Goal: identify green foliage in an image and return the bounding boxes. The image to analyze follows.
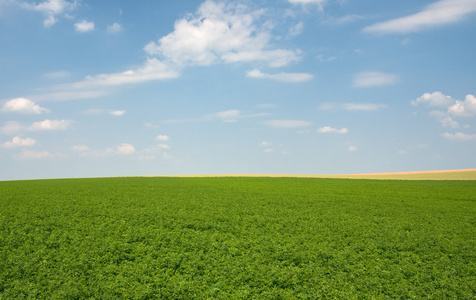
[1,177,475,298]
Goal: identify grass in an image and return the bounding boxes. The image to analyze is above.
[1,177,475,298]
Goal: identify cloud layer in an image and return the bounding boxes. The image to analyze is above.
[353,71,399,87]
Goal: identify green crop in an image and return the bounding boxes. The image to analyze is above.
[1,177,475,299]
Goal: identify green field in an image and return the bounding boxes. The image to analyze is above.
[1,177,475,298]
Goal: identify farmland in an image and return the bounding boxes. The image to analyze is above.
[1,177,475,298]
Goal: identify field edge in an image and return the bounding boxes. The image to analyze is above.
[159,168,476,181]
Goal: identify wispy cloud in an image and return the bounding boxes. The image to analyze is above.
[211,110,241,122]
[288,22,304,37]
[75,143,136,157]
[72,58,180,88]
[1,121,23,135]
[363,0,476,34]
[30,90,109,102]
[71,145,90,152]
[258,141,273,153]
[264,120,312,128]
[18,149,55,159]
[106,22,122,34]
[322,14,365,25]
[247,69,313,82]
[287,0,326,10]
[42,71,71,80]
[320,102,387,111]
[342,103,387,111]
[84,109,126,116]
[318,126,348,134]
[353,71,399,87]
[156,135,170,141]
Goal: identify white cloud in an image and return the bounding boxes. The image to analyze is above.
[18,149,54,159]
[2,98,49,114]
[247,69,313,82]
[318,126,348,133]
[22,0,78,27]
[442,132,476,141]
[342,103,387,111]
[448,94,476,117]
[144,0,301,68]
[156,135,170,141]
[110,110,126,116]
[348,145,358,151]
[75,20,95,33]
[117,143,136,155]
[262,148,274,153]
[353,71,399,87]
[106,22,122,34]
[430,111,460,128]
[323,14,365,25]
[2,136,36,148]
[1,121,23,135]
[412,91,455,107]
[413,92,476,129]
[265,120,312,128]
[364,0,476,34]
[71,145,89,152]
[28,119,71,131]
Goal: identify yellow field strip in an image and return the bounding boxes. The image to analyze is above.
[165,169,476,180]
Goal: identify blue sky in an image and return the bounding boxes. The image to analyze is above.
[1,0,476,180]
